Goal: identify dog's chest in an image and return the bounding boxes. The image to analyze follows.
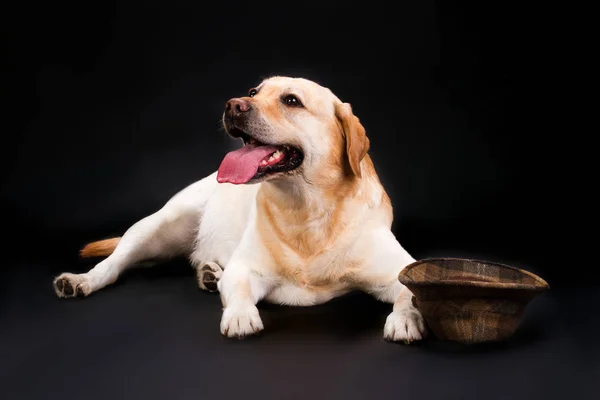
[270,243,359,289]
[264,251,358,305]
[257,211,363,290]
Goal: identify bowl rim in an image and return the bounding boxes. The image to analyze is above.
[398,257,550,291]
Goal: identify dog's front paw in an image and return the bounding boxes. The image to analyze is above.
[53,273,91,299]
[220,303,264,338]
[384,308,427,344]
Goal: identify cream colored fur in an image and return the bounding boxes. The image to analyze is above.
[53,76,427,343]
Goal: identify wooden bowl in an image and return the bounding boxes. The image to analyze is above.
[398,258,550,344]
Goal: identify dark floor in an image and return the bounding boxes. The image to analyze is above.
[1,256,597,400]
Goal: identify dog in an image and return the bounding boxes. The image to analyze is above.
[53,76,427,343]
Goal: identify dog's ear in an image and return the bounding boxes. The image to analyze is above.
[335,102,370,178]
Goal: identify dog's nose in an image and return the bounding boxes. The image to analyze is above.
[225,98,251,118]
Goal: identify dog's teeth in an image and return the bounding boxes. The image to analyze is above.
[264,151,283,165]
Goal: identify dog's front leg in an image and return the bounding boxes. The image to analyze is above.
[217,256,274,338]
[355,228,427,343]
[383,284,427,343]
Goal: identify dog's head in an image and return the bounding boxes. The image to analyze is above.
[217,76,370,185]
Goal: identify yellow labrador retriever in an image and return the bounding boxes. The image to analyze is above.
[53,76,427,343]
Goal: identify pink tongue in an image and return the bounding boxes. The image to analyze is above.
[217,144,279,184]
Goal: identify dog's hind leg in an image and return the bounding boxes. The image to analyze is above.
[53,175,219,298]
[53,207,199,298]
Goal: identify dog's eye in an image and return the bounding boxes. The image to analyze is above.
[282,94,303,107]
[248,89,257,98]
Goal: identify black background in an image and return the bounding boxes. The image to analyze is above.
[1,1,596,399]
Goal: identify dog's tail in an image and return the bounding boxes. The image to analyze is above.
[79,237,121,258]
